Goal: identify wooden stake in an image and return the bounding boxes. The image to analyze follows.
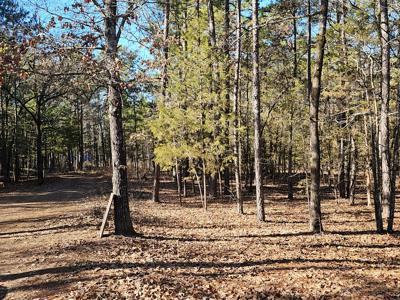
[99,193,114,238]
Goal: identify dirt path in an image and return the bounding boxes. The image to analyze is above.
[0,174,110,300]
[1,174,400,299]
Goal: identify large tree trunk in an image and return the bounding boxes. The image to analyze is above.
[379,0,391,231]
[308,0,328,233]
[233,0,243,214]
[105,0,134,236]
[371,122,384,232]
[252,0,265,222]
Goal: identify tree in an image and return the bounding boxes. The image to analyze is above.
[103,0,135,235]
[252,0,265,222]
[379,0,391,232]
[309,0,328,233]
[152,0,171,204]
[233,0,243,214]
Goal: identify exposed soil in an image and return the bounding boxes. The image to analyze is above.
[1,174,400,299]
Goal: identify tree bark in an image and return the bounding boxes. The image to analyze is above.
[308,0,328,233]
[288,4,297,201]
[379,0,391,231]
[176,161,182,206]
[36,98,44,185]
[152,0,170,204]
[371,121,384,232]
[388,79,400,232]
[252,0,265,222]
[105,0,134,236]
[78,100,84,170]
[223,0,230,195]
[233,0,243,214]
[349,135,357,205]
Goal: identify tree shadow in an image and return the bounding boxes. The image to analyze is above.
[326,230,383,236]
[138,234,228,243]
[235,231,314,238]
[3,257,399,282]
[0,215,72,226]
[0,224,92,238]
[0,286,7,300]
[307,242,400,249]
[0,175,109,204]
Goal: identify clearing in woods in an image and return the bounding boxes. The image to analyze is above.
[1,174,400,299]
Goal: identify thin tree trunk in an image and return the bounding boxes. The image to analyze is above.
[363,114,372,207]
[36,99,44,185]
[13,100,20,183]
[288,5,297,201]
[99,112,107,167]
[234,0,243,214]
[252,0,265,222]
[176,161,182,206]
[308,0,328,233]
[223,0,230,195]
[78,100,84,170]
[152,163,160,202]
[202,160,207,210]
[349,135,357,205]
[152,0,170,204]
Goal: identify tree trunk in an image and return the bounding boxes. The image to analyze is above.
[1,94,11,183]
[233,0,243,214]
[152,0,170,204]
[338,138,346,198]
[36,99,44,185]
[99,112,107,167]
[223,0,230,195]
[78,100,84,170]
[308,0,328,233]
[371,122,384,232]
[288,5,297,201]
[105,0,134,236]
[176,161,182,206]
[13,100,20,183]
[152,163,161,202]
[388,69,400,232]
[363,115,372,207]
[202,160,207,210]
[252,0,265,222]
[349,135,357,205]
[379,0,391,231]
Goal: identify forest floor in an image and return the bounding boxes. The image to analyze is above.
[1,173,400,299]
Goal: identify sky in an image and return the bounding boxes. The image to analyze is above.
[17,0,277,64]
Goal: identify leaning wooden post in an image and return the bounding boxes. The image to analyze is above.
[99,193,115,238]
